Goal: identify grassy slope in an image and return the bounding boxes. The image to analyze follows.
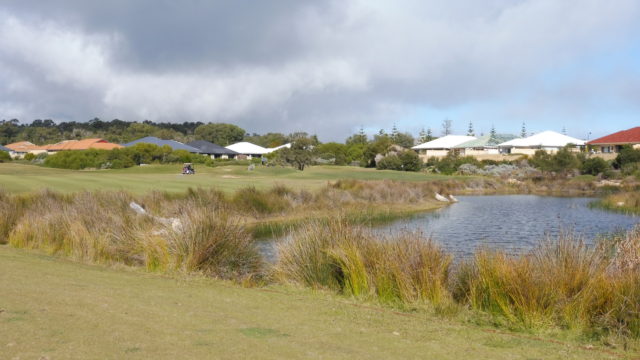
[0,163,461,194]
[0,246,619,360]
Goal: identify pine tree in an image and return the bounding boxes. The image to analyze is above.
[418,128,427,143]
[562,126,567,135]
[467,121,475,136]
[442,119,452,136]
[391,123,399,142]
[426,128,433,141]
[521,122,527,138]
[489,125,497,143]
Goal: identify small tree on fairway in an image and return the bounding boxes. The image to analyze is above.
[278,137,315,171]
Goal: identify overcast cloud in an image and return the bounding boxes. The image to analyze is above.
[0,0,638,140]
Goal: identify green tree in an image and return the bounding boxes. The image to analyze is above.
[278,136,315,171]
[194,123,245,146]
[467,121,475,136]
[392,132,415,148]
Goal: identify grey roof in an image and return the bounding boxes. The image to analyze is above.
[123,136,202,153]
[187,140,239,155]
[0,145,11,152]
[453,134,518,149]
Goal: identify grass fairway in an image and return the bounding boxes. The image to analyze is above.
[0,246,624,360]
[0,162,460,194]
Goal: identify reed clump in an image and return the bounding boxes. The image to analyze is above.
[274,218,452,306]
[3,190,264,280]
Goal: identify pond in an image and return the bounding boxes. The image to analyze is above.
[259,195,639,261]
[380,195,639,257]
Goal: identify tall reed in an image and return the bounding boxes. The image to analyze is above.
[274,218,452,305]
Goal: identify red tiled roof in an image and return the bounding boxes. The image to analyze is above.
[4,141,37,152]
[588,127,640,145]
[43,139,123,151]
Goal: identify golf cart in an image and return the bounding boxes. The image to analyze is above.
[182,163,195,175]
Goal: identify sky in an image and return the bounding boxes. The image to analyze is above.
[0,0,638,141]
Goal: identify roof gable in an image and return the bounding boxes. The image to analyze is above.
[124,137,201,153]
[412,135,477,150]
[187,140,238,155]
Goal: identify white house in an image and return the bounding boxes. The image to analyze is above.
[498,131,585,155]
[225,142,292,159]
[412,135,477,161]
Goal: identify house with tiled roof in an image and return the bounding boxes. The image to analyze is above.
[3,141,43,158]
[43,139,123,152]
[587,127,640,154]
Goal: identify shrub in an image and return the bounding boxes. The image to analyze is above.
[0,150,12,162]
[23,152,36,161]
[613,145,640,169]
[581,157,609,176]
[376,154,402,170]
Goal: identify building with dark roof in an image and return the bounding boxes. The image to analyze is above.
[123,137,202,153]
[187,140,239,159]
[587,127,640,153]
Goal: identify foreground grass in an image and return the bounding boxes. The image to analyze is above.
[0,163,461,194]
[0,246,624,360]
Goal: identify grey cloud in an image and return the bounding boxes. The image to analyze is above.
[0,0,638,140]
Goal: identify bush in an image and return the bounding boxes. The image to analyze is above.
[23,152,36,161]
[43,144,208,170]
[581,157,609,176]
[0,151,12,162]
[376,154,402,170]
[427,155,481,175]
[614,145,640,169]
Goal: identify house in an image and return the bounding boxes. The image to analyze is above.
[123,137,202,153]
[0,145,12,154]
[40,138,123,154]
[411,135,477,161]
[225,142,270,160]
[4,141,41,158]
[499,131,585,155]
[452,134,518,156]
[225,142,292,160]
[187,140,239,159]
[587,127,640,153]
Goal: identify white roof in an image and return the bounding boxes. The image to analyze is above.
[268,143,291,151]
[412,135,477,150]
[499,131,585,147]
[225,142,270,155]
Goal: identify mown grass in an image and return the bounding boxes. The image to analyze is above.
[0,162,461,194]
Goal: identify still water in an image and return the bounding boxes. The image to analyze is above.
[260,195,639,261]
[381,195,639,257]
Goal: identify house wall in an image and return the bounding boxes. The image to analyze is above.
[594,143,640,153]
[417,149,450,161]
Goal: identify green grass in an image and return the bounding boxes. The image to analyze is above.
[0,163,460,194]
[0,245,624,360]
